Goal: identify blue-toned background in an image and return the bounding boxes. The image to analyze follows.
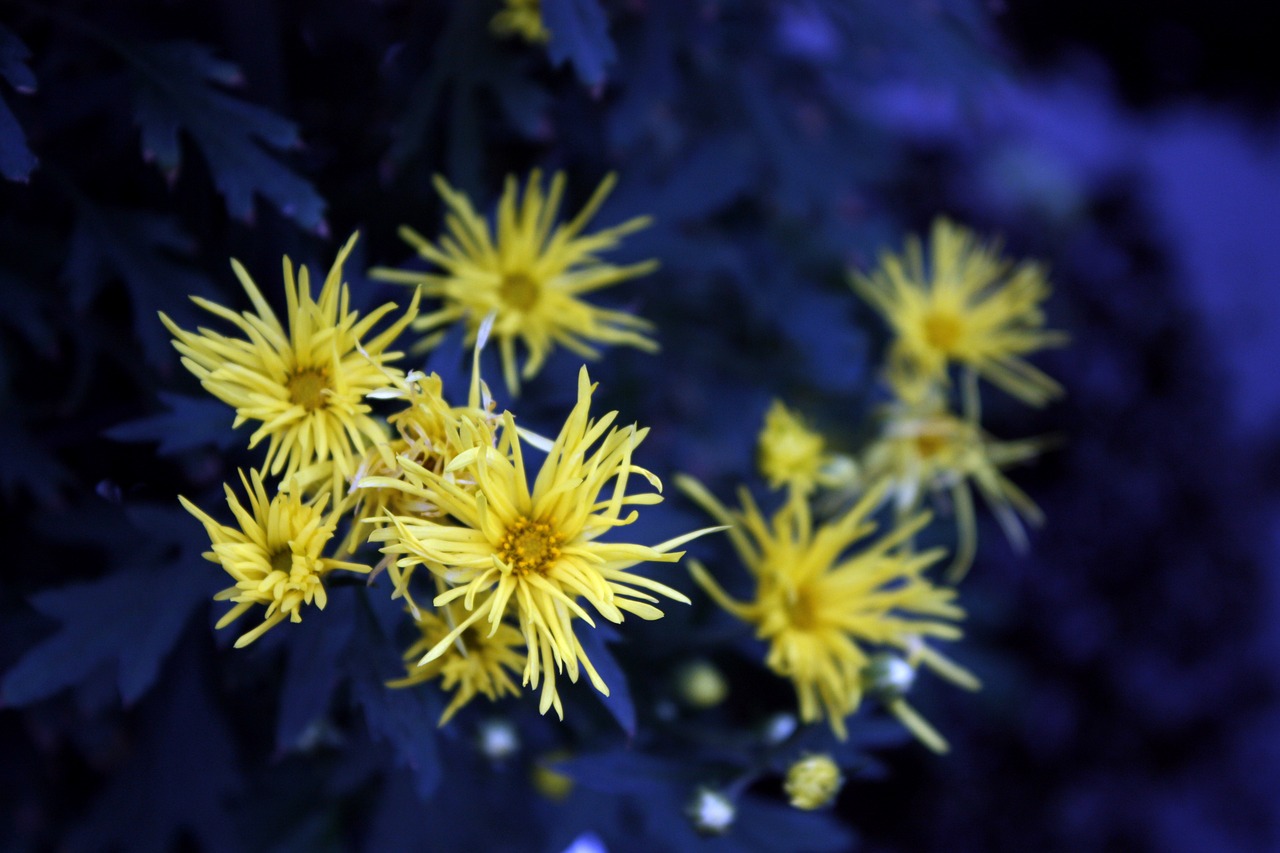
[2,1,1278,850]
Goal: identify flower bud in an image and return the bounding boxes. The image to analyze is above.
[784,754,843,810]
[476,718,519,761]
[686,787,736,835]
[861,651,916,700]
[676,659,728,709]
[762,712,798,745]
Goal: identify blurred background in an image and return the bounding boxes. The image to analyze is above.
[1,1,1278,851]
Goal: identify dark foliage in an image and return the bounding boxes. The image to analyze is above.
[2,1,1278,851]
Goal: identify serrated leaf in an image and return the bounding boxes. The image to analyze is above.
[2,562,209,707]
[0,415,72,505]
[558,750,684,796]
[0,269,56,355]
[106,392,239,456]
[543,0,617,87]
[0,25,37,182]
[276,593,354,752]
[348,592,443,798]
[576,625,636,737]
[2,505,215,707]
[388,4,550,176]
[129,40,325,230]
[65,641,241,853]
[61,203,216,369]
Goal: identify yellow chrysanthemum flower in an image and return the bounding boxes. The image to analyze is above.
[365,366,721,718]
[387,596,526,725]
[756,400,857,494]
[678,477,977,749]
[491,0,549,44]
[161,233,420,493]
[851,218,1067,407]
[862,385,1047,581]
[372,172,659,394]
[179,470,370,647]
[345,367,496,561]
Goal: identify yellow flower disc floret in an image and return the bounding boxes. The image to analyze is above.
[179,469,371,647]
[161,233,420,493]
[852,218,1066,406]
[372,171,659,394]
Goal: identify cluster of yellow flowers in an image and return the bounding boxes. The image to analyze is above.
[164,173,714,722]
[681,218,1063,752]
[162,182,1062,761]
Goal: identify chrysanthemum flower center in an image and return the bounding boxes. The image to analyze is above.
[499,271,541,311]
[923,311,963,352]
[498,517,564,576]
[287,367,332,411]
[787,586,820,631]
[914,432,948,459]
[269,548,293,575]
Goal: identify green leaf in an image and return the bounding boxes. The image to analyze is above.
[65,641,242,853]
[106,392,239,457]
[543,0,617,87]
[347,592,443,798]
[62,202,216,369]
[1,505,215,707]
[0,24,38,182]
[129,41,326,231]
[577,625,636,737]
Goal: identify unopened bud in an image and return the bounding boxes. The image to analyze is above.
[676,659,728,709]
[686,787,736,835]
[476,718,519,761]
[862,652,915,700]
[784,753,843,810]
[762,712,798,745]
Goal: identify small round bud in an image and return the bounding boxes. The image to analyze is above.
[784,754,844,810]
[862,652,916,700]
[762,712,798,745]
[686,787,736,835]
[476,718,519,761]
[676,659,728,709]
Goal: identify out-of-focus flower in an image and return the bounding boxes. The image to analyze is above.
[675,659,729,708]
[862,386,1047,580]
[532,752,574,801]
[367,367,722,718]
[686,787,736,835]
[757,399,858,494]
[179,469,369,647]
[387,598,525,726]
[161,234,419,492]
[373,172,658,394]
[678,477,976,746]
[476,718,521,760]
[490,0,549,44]
[851,218,1066,407]
[784,753,843,810]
